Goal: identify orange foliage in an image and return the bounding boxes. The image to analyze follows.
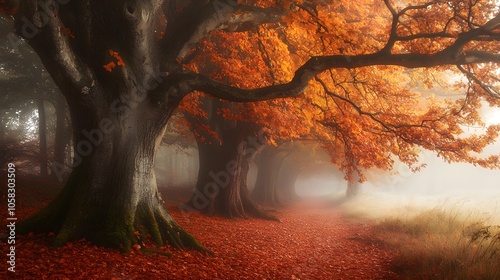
[103,50,125,72]
[109,50,125,66]
[103,62,117,72]
[179,0,500,181]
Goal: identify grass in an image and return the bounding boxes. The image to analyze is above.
[339,197,500,280]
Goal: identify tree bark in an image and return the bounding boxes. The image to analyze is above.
[11,0,211,252]
[346,172,362,199]
[19,100,204,252]
[184,121,277,220]
[252,146,284,205]
[278,163,300,202]
[37,99,48,177]
[52,96,68,180]
[345,181,361,198]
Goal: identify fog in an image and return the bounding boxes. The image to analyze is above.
[154,144,198,188]
[292,107,500,224]
[149,108,500,225]
[295,144,500,224]
[154,128,500,224]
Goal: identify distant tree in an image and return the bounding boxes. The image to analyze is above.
[182,96,277,219]
[252,145,286,205]
[252,141,330,204]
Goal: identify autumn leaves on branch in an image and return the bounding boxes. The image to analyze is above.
[177,0,500,102]
[2,0,500,176]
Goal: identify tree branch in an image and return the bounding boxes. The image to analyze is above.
[161,0,285,60]
[174,50,500,102]
[457,65,500,98]
[13,0,94,98]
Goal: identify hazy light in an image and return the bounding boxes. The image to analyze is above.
[485,107,500,125]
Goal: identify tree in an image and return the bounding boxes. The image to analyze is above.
[1,0,499,252]
[37,98,48,176]
[181,96,277,219]
[179,0,500,183]
[252,141,331,204]
[51,96,71,181]
[252,145,286,205]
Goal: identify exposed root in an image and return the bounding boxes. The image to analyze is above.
[141,248,173,257]
[17,182,75,236]
[181,198,281,222]
[134,202,208,253]
[244,202,281,222]
[17,188,207,254]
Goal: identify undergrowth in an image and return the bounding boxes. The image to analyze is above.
[342,199,500,279]
[374,207,500,279]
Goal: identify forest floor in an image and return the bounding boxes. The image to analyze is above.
[1,181,400,280]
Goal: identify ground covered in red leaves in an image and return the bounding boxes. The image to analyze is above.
[1,184,399,279]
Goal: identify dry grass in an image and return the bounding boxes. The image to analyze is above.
[339,197,500,280]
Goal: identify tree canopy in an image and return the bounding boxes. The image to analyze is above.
[177,0,500,180]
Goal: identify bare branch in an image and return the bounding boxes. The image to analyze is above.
[397,31,455,41]
[457,65,500,98]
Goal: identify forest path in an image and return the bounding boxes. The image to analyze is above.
[1,185,400,279]
[171,201,400,279]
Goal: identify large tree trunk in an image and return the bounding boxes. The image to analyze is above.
[12,0,210,252]
[19,101,204,252]
[183,96,276,220]
[37,99,48,177]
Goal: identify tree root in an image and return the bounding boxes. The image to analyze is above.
[17,185,207,253]
[244,201,281,222]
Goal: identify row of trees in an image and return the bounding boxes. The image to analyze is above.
[1,0,499,253]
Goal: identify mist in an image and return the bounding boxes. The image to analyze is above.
[154,144,198,188]
[294,141,500,224]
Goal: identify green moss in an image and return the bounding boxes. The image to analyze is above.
[135,203,163,246]
[178,227,210,254]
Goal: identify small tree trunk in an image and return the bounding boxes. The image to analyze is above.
[252,146,282,205]
[184,136,277,220]
[185,140,224,213]
[345,181,361,199]
[278,165,300,202]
